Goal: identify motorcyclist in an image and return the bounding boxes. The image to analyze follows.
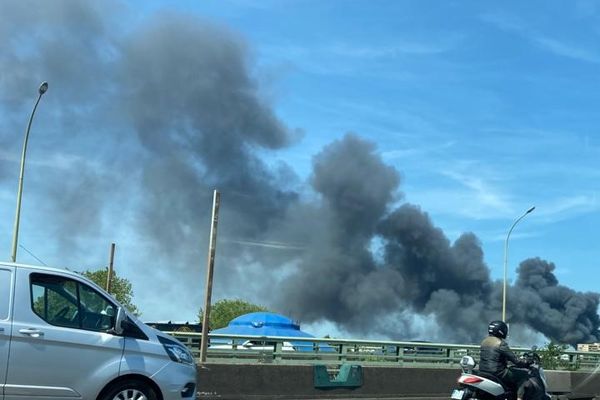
[479,320,531,393]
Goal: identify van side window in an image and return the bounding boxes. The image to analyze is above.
[32,277,79,329]
[30,273,117,332]
[79,282,116,331]
[0,268,12,320]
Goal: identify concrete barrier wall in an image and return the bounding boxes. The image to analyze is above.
[199,364,459,399]
[571,370,600,396]
[197,363,600,400]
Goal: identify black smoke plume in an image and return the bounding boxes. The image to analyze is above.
[277,135,599,345]
[0,0,597,346]
[512,258,600,345]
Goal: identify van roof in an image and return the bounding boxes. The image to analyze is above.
[1,261,119,306]
[0,261,82,277]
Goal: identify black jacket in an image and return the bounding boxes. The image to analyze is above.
[479,336,528,376]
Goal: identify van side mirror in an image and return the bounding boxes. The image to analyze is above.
[112,307,125,335]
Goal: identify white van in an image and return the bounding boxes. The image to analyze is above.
[0,262,197,400]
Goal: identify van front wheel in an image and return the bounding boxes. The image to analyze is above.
[100,380,158,400]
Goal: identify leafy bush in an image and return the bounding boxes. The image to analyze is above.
[538,342,579,371]
[198,299,268,330]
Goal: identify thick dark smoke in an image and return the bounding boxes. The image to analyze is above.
[0,0,124,254]
[119,15,298,258]
[378,207,497,342]
[278,134,404,329]
[0,0,598,346]
[512,258,600,345]
[277,134,599,345]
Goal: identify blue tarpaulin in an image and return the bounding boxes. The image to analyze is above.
[210,312,333,352]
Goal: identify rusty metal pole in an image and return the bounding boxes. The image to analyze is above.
[200,190,220,363]
[106,243,116,293]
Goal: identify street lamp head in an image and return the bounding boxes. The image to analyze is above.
[38,82,48,95]
[526,206,536,214]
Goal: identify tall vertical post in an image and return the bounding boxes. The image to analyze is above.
[200,190,221,363]
[106,243,116,293]
[502,206,535,321]
[10,82,49,262]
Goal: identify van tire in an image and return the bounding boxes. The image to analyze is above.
[100,380,158,400]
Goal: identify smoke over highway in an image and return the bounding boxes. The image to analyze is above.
[0,0,597,345]
[278,136,599,345]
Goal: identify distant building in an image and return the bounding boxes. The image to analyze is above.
[145,321,202,333]
[577,343,600,352]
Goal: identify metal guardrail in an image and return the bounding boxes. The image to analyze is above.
[167,332,600,371]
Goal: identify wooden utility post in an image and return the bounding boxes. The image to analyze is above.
[200,190,221,363]
[106,243,116,293]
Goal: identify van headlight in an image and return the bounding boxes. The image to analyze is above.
[158,336,194,365]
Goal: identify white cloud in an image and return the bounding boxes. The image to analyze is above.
[407,187,508,220]
[0,150,97,170]
[439,168,513,217]
[382,141,455,161]
[486,229,542,243]
[534,194,599,221]
[221,237,306,250]
[533,36,600,64]
[220,0,295,11]
[481,12,600,64]
[411,179,598,225]
[480,13,526,33]
[329,38,459,58]
[258,35,460,79]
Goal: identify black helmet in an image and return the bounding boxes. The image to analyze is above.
[488,320,509,339]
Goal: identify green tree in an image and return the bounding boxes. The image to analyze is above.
[538,342,579,371]
[81,268,140,316]
[198,299,268,330]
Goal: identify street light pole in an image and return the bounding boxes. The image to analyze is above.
[10,81,49,263]
[502,205,535,322]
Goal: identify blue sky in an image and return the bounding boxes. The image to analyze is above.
[2,0,600,339]
[151,0,600,290]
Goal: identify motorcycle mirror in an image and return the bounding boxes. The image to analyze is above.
[531,345,538,352]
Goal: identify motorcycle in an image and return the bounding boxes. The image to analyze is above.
[450,347,551,400]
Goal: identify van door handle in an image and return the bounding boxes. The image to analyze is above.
[19,328,44,338]
[0,327,4,332]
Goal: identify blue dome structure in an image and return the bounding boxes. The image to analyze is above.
[210,312,332,352]
[213,312,311,337]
